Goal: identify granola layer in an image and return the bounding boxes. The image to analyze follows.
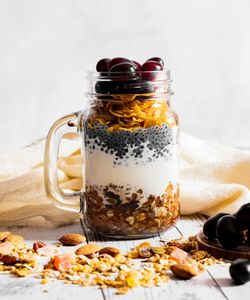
[84,183,180,237]
[87,94,176,132]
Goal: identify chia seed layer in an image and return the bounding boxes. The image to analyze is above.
[84,122,178,165]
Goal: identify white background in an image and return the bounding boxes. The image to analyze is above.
[0,0,250,153]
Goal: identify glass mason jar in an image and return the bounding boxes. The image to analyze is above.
[44,69,180,238]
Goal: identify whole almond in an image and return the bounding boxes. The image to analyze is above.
[75,243,101,256]
[0,231,11,241]
[0,241,14,255]
[5,234,25,249]
[170,263,199,279]
[99,247,120,257]
[59,234,86,246]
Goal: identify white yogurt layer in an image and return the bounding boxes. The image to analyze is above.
[85,147,179,197]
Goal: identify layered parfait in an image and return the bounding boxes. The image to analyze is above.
[82,57,180,237]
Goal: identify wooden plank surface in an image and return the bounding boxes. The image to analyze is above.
[0,215,249,300]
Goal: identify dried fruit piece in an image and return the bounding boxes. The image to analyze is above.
[5,234,24,249]
[75,243,102,256]
[169,247,188,263]
[170,264,199,279]
[0,241,14,255]
[53,252,76,272]
[0,254,19,265]
[0,231,11,241]
[33,241,47,252]
[167,239,195,252]
[99,247,120,257]
[37,245,57,256]
[138,246,152,258]
[59,233,86,246]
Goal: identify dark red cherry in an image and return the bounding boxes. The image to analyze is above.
[203,213,229,241]
[132,60,141,70]
[132,61,142,76]
[247,227,250,246]
[109,57,132,69]
[109,62,136,76]
[230,259,250,284]
[141,61,163,72]
[216,215,242,250]
[146,57,164,67]
[141,61,163,80]
[235,203,250,229]
[96,58,111,72]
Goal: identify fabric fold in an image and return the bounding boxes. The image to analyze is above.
[0,133,249,227]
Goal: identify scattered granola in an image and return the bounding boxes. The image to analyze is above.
[0,241,14,255]
[0,233,223,294]
[5,234,25,249]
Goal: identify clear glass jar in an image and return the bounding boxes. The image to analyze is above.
[82,70,179,238]
[44,69,180,239]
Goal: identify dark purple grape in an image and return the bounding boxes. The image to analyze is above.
[235,203,250,229]
[230,259,250,285]
[146,57,164,67]
[216,215,242,250]
[96,58,111,72]
[109,62,136,76]
[203,213,229,241]
[109,57,132,69]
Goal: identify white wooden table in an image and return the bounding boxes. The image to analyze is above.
[0,214,249,300]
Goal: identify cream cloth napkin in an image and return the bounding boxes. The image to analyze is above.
[0,133,249,227]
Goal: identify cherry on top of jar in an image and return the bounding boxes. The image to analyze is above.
[93,57,171,95]
[96,56,164,77]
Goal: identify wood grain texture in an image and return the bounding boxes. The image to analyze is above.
[196,231,250,260]
[0,214,249,300]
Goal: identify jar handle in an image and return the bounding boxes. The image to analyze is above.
[44,111,84,212]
